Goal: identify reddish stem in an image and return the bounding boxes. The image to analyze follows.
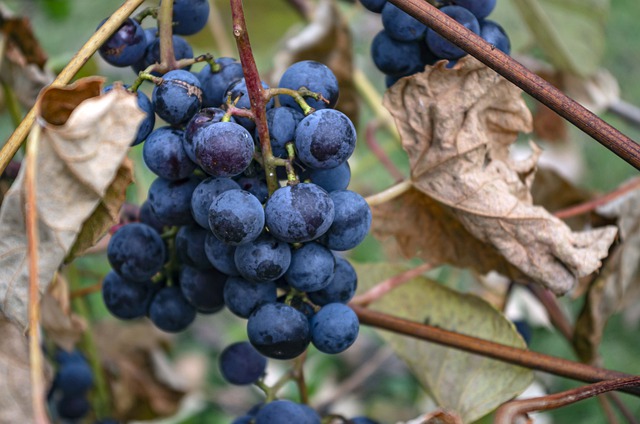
[554,177,640,219]
[494,376,640,423]
[230,0,278,194]
[352,306,640,397]
[350,262,433,306]
[387,0,640,171]
[365,122,406,183]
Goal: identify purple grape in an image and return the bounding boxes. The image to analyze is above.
[310,303,359,354]
[223,276,277,318]
[175,225,213,270]
[132,35,193,75]
[278,60,339,111]
[451,0,496,19]
[234,234,291,282]
[284,242,335,292]
[102,271,152,320]
[208,189,265,246]
[320,190,371,251]
[480,20,511,55]
[247,303,310,360]
[381,3,427,41]
[148,285,197,332]
[143,127,196,180]
[152,69,203,125]
[190,176,241,228]
[107,223,166,282]
[183,107,229,163]
[426,5,480,59]
[219,341,267,385]
[197,57,244,107]
[204,232,239,276]
[179,266,226,313]
[98,18,146,67]
[169,0,210,35]
[194,121,254,177]
[147,176,200,226]
[307,256,357,306]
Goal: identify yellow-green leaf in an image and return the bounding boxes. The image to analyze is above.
[354,262,533,422]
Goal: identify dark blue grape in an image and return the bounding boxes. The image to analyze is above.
[360,0,387,13]
[371,30,430,77]
[139,200,165,234]
[132,35,193,75]
[232,416,253,424]
[190,176,240,228]
[219,341,267,385]
[223,276,277,318]
[235,175,269,204]
[426,6,480,59]
[170,0,210,35]
[179,266,226,313]
[197,57,244,107]
[175,225,213,270]
[98,18,146,67]
[143,127,196,180]
[107,223,166,281]
[385,74,402,88]
[513,319,532,345]
[254,400,320,424]
[451,0,496,19]
[351,417,380,424]
[148,285,197,332]
[248,303,310,360]
[148,176,200,226]
[209,189,264,246]
[307,256,357,306]
[308,161,350,192]
[310,303,359,354]
[225,78,274,131]
[320,190,371,251]
[204,232,239,276]
[55,349,86,365]
[480,20,511,55]
[153,69,203,125]
[260,106,304,158]
[265,183,335,243]
[194,121,255,177]
[295,109,356,169]
[104,85,155,146]
[285,243,335,292]
[278,60,339,111]
[183,107,229,163]
[57,395,90,420]
[381,3,427,41]
[234,234,291,282]
[102,271,152,319]
[56,356,93,396]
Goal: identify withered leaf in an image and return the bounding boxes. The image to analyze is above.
[94,320,186,421]
[574,183,640,363]
[40,275,86,352]
[355,263,532,422]
[271,0,358,123]
[0,317,32,423]
[377,56,617,294]
[0,78,145,329]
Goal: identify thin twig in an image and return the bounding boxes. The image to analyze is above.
[26,124,50,424]
[352,306,640,397]
[292,352,309,405]
[208,0,235,57]
[609,100,640,130]
[365,179,413,206]
[350,262,434,307]
[365,122,405,183]
[70,282,103,299]
[494,376,640,424]
[387,0,640,170]
[0,0,147,175]
[553,177,640,219]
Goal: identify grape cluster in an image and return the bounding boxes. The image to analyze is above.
[99,1,370,361]
[362,0,511,87]
[48,350,94,421]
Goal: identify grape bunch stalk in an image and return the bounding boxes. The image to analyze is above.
[87,0,375,422]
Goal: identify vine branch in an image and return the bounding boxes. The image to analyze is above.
[352,306,640,397]
[387,0,640,171]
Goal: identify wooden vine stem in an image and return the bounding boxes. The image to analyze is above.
[351,306,640,397]
[387,0,640,171]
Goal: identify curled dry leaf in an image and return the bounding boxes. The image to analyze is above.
[354,263,533,423]
[271,0,358,123]
[40,274,86,352]
[94,320,186,420]
[0,317,33,423]
[574,185,640,363]
[0,77,145,329]
[375,56,617,295]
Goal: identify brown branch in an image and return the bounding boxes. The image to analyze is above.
[554,177,640,219]
[70,282,103,299]
[387,0,640,171]
[365,122,406,183]
[230,0,279,194]
[352,306,640,397]
[494,376,640,424]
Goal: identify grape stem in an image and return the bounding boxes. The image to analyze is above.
[387,0,640,170]
[352,305,640,397]
[157,0,177,71]
[265,87,322,116]
[230,0,279,195]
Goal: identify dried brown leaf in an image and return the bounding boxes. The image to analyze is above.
[0,317,32,423]
[0,78,145,329]
[378,56,617,294]
[94,320,186,421]
[271,0,358,123]
[574,185,640,363]
[40,275,86,352]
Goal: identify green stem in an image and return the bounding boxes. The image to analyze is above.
[265,87,319,115]
[133,6,158,23]
[67,265,111,419]
[1,81,23,128]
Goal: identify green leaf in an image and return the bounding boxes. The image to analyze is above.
[354,263,533,422]
[508,0,609,76]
